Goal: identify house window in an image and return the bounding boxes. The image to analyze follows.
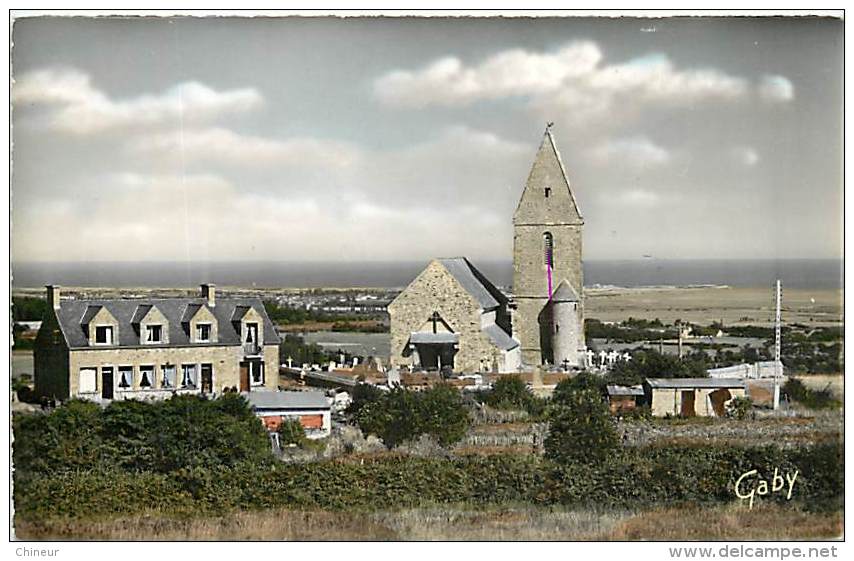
[181,364,198,388]
[245,323,258,344]
[161,365,176,388]
[145,325,162,343]
[95,325,114,345]
[250,361,265,386]
[544,187,551,198]
[139,365,155,388]
[118,366,134,389]
[79,368,97,393]
[196,323,211,342]
[543,232,554,268]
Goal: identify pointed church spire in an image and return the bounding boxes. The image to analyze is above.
[513,124,583,226]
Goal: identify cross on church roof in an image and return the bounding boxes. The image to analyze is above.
[430,311,442,333]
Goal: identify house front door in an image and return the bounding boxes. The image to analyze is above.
[201,364,213,394]
[239,362,250,392]
[101,367,114,399]
[680,390,696,417]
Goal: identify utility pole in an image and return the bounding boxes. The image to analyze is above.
[773,279,782,410]
[677,320,684,359]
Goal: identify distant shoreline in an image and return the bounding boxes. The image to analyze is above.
[11,258,843,291]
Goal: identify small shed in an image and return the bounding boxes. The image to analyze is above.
[244,390,332,438]
[606,384,645,414]
[645,378,746,417]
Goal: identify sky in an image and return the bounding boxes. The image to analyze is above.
[10,15,843,263]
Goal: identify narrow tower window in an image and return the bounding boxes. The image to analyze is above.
[544,232,554,297]
[543,232,554,268]
[544,187,551,198]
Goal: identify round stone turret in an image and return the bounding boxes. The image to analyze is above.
[550,280,580,369]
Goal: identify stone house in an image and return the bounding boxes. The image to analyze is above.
[645,378,746,417]
[388,258,521,374]
[34,284,281,401]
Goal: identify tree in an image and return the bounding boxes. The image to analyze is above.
[11,296,49,322]
[418,384,470,446]
[545,388,618,465]
[345,383,385,416]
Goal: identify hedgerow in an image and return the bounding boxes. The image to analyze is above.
[13,442,842,521]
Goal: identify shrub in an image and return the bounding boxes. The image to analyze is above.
[13,393,273,478]
[356,385,470,448]
[726,396,753,420]
[545,388,618,465]
[13,442,843,522]
[277,418,306,446]
[551,371,606,404]
[783,378,840,410]
[480,375,548,418]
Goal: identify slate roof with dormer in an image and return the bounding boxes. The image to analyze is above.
[52,296,281,349]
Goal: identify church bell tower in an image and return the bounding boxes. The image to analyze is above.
[512,125,584,367]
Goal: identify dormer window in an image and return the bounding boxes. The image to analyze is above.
[95,325,113,345]
[196,323,212,342]
[145,324,163,343]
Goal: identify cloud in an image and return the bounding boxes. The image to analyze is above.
[614,189,661,208]
[130,127,362,168]
[589,136,671,168]
[732,146,760,166]
[374,41,749,123]
[125,124,531,211]
[12,67,263,134]
[12,170,507,262]
[759,74,795,102]
[374,42,602,107]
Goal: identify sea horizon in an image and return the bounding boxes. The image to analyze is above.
[10,258,843,291]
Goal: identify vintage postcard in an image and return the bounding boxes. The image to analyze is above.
[7,9,845,549]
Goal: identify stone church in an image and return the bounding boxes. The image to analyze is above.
[388,127,585,373]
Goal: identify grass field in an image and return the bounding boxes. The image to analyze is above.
[586,286,843,327]
[14,504,841,541]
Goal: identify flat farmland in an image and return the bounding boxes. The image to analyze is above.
[586,286,843,327]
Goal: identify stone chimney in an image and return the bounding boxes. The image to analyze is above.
[201,283,216,308]
[46,285,61,311]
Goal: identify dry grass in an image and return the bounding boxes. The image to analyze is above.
[14,509,398,541]
[604,504,843,541]
[368,507,629,540]
[15,504,842,541]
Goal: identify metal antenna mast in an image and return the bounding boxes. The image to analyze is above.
[773,279,782,410]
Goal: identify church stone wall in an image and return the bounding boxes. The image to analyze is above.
[388,261,508,373]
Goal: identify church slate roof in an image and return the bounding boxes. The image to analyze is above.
[53,296,281,349]
[438,258,506,311]
[483,323,520,351]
